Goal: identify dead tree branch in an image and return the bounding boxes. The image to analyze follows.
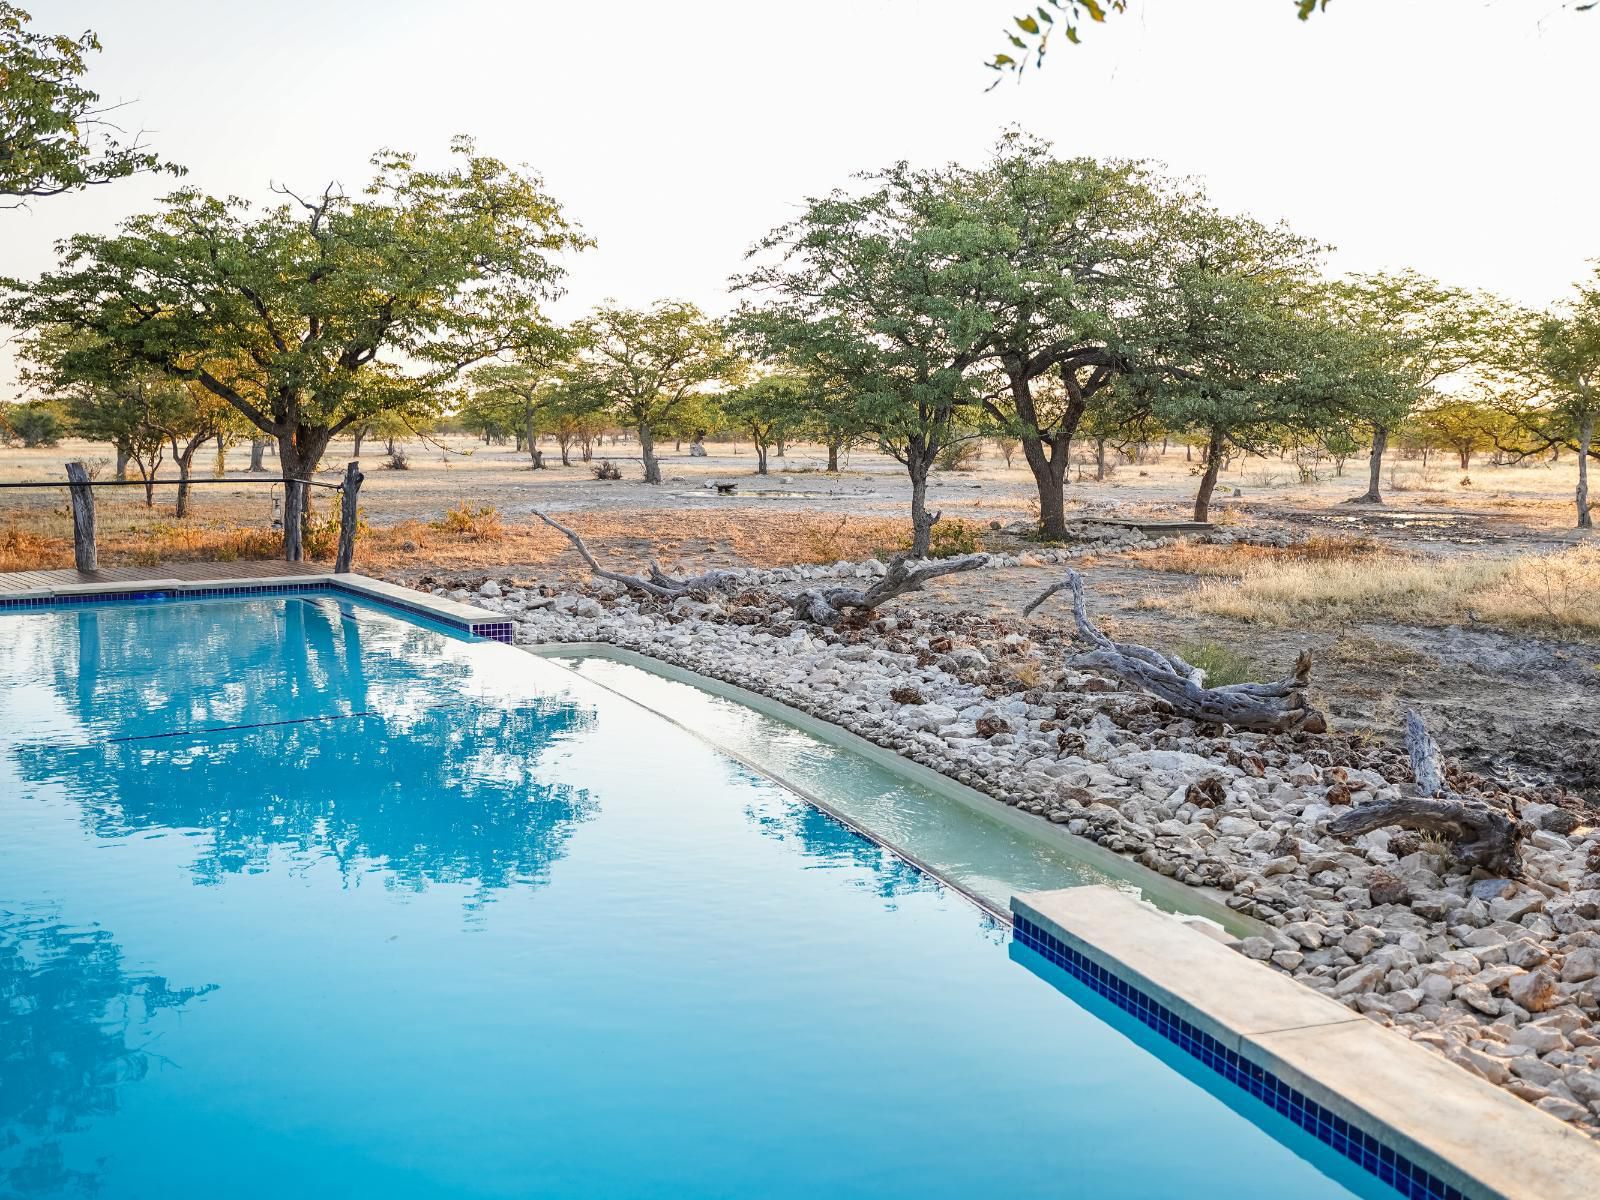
[1024,569,1327,733]
[1328,710,1527,877]
[791,552,989,623]
[532,511,745,599]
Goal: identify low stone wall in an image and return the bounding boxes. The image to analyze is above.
[424,553,1600,1138]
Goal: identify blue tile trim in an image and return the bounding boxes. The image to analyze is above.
[0,581,509,643]
[1012,915,1464,1200]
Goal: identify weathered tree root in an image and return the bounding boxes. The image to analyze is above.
[791,552,989,624]
[1328,710,1528,878]
[1023,569,1327,734]
[532,511,745,599]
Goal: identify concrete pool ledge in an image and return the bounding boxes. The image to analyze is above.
[1014,885,1600,1200]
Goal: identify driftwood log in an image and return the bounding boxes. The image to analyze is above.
[790,552,989,624]
[1328,710,1527,877]
[532,511,746,599]
[1023,569,1327,734]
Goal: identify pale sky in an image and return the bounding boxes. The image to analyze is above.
[2,0,1594,393]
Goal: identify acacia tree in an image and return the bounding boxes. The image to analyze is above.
[1331,271,1501,504]
[3,139,588,558]
[952,138,1177,537]
[736,163,992,556]
[575,301,730,484]
[1138,218,1394,521]
[1523,271,1600,530]
[722,375,809,474]
[0,2,178,203]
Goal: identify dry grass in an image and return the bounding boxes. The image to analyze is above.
[0,509,916,576]
[1129,535,1387,578]
[1168,543,1600,638]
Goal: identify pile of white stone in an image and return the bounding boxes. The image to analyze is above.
[432,559,1600,1135]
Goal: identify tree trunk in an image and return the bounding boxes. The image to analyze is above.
[114,445,130,481]
[352,428,366,459]
[65,461,97,572]
[1361,423,1387,503]
[639,422,661,484]
[174,451,193,518]
[775,436,786,459]
[530,445,545,469]
[1458,447,1471,471]
[249,439,267,472]
[1193,430,1225,522]
[1577,411,1595,531]
[213,433,226,478]
[279,431,332,562]
[908,453,936,558]
[755,439,768,474]
[1095,438,1107,482]
[826,439,841,472]
[1021,436,1072,541]
[141,469,155,508]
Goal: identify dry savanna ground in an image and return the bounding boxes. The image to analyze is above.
[4,433,1597,796]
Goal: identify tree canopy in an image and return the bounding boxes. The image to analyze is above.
[3,138,589,556]
[574,301,732,484]
[0,2,179,203]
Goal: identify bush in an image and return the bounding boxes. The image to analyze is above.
[934,440,983,472]
[1176,641,1259,687]
[383,447,410,470]
[927,520,981,558]
[4,403,64,447]
[592,459,622,481]
[431,502,503,542]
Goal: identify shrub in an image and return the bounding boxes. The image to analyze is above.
[934,440,982,472]
[431,502,503,542]
[5,403,64,447]
[383,447,410,470]
[927,520,981,558]
[592,459,622,481]
[1176,641,1258,687]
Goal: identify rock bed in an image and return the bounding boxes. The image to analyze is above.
[424,547,1600,1136]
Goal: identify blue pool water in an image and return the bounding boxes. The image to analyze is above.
[0,595,1389,1198]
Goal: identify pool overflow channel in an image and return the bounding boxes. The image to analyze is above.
[3,572,1597,1200]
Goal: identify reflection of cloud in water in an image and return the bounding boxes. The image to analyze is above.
[0,910,216,1199]
[4,597,601,908]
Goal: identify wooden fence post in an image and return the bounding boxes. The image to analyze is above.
[335,461,363,573]
[65,461,97,572]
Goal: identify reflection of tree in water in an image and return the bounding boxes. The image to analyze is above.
[7,598,600,905]
[0,911,216,1199]
[738,772,940,906]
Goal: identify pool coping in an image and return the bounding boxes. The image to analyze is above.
[1014,885,1600,1200]
[0,571,516,644]
[527,639,1264,938]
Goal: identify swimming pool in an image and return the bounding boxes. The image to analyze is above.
[0,593,1395,1198]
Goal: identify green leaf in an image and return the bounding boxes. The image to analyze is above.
[1015,15,1040,34]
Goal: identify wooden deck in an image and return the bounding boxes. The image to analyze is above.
[0,560,330,595]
